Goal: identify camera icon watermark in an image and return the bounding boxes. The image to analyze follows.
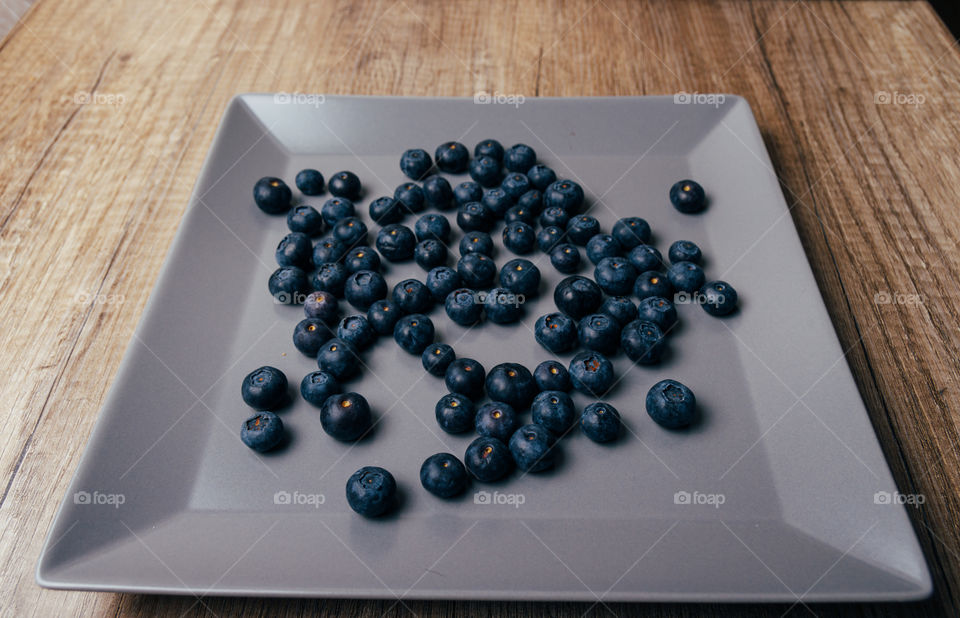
[673,490,725,508]
[473,91,525,108]
[272,290,311,305]
[273,490,325,508]
[674,290,723,306]
[873,291,923,306]
[73,490,125,508]
[273,92,326,108]
[474,490,525,508]
[673,91,725,108]
[873,490,925,507]
[874,90,925,107]
[473,290,525,308]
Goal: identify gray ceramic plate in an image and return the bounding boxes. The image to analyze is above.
[37,95,930,602]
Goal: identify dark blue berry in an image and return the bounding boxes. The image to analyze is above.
[501,173,532,200]
[620,320,667,364]
[459,231,494,256]
[468,155,501,187]
[533,360,572,392]
[594,256,638,296]
[453,181,483,206]
[578,313,621,355]
[343,246,381,274]
[531,390,576,435]
[646,379,697,428]
[328,171,361,201]
[415,213,451,243]
[475,401,519,442]
[634,271,674,300]
[376,224,416,262]
[332,216,367,247]
[435,141,470,173]
[414,240,447,270]
[344,270,387,310]
[253,177,292,214]
[480,188,513,218]
[294,318,333,356]
[483,287,524,324]
[420,453,469,498]
[586,234,620,265]
[457,253,496,288]
[627,244,664,273]
[367,300,401,336]
[369,196,403,225]
[241,411,284,452]
[668,240,702,265]
[505,204,536,225]
[636,296,678,331]
[509,424,557,472]
[534,312,578,354]
[537,226,564,253]
[304,290,339,323]
[321,391,372,441]
[394,182,425,214]
[337,315,376,350]
[612,217,651,249]
[581,402,621,442]
[392,279,433,314]
[502,222,536,254]
[600,296,637,326]
[295,169,324,196]
[445,358,485,399]
[300,370,341,407]
[540,205,570,229]
[268,267,311,304]
[569,351,615,396]
[700,280,738,316]
[241,366,288,410]
[393,313,434,354]
[566,215,600,245]
[666,261,705,293]
[543,179,584,212]
[423,175,455,210]
[435,393,475,434]
[464,436,513,482]
[516,189,543,214]
[526,164,557,191]
[457,201,494,232]
[276,232,313,268]
[287,205,324,236]
[422,343,455,376]
[345,466,395,517]
[485,363,537,409]
[445,288,483,326]
[669,179,706,214]
[474,139,504,161]
[400,148,433,180]
[554,275,602,319]
[426,266,462,302]
[550,243,581,273]
[312,237,348,265]
[504,144,536,173]
[316,338,361,382]
[312,262,348,297]
[499,258,540,297]
[321,197,355,226]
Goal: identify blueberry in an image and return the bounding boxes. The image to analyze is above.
[667,261,705,294]
[312,237,348,266]
[400,148,433,180]
[268,267,311,304]
[620,320,667,365]
[342,246,380,274]
[376,224,417,262]
[483,287,524,324]
[369,196,404,225]
[453,181,483,206]
[276,232,313,268]
[527,164,557,191]
[594,257,638,296]
[569,351,615,396]
[586,234,621,265]
[668,240,702,265]
[445,288,483,326]
[669,179,706,214]
[633,271,674,300]
[345,466,396,517]
[578,313,621,356]
[612,217,651,249]
[515,189,544,214]
[312,262,348,297]
[392,278,433,314]
[426,266,462,302]
[287,205,325,236]
[414,239,447,270]
[241,411,285,452]
[636,296,678,330]
[501,222,535,255]
[445,358,485,399]
[367,300,401,336]
[322,392,372,441]
[485,362,537,409]
[646,379,697,428]
[499,258,540,297]
[344,270,387,310]
[475,402,520,441]
[435,141,470,173]
[469,155,502,187]
[504,144,536,173]
[699,280,738,316]
[580,402,621,443]
[501,173,532,200]
[627,244,665,273]
[394,182,426,214]
[328,171,362,201]
[534,360,572,392]
[422,343,456,376]
[534,312,578,354]
[321,197,356,226]
[543,179,584,212]
[253,177,292,214]
[554,275,602,319]
[457,253,496,288]
[316,338,361,382]
[566,215,600,246]
[474,138,504,161]
[423,175,455,210]
[241,366,288,410]
[304,290,339,323]
[415,213,451,243]
[332,216,367,247]
[531,390,576,435]
[600,296,638,326]
[300,370,341,407]
[435,393,475,434]
[337,315,376,350]
[420,453,469,498]
[295,169,325,196]
[539,205,570,229]
[457,201,494,232]
[537,226,564,253]
[509,424,557,472]
[393,313,434,354]
[505,204,536,225]
[550,243,581,274]
[480,188,513,218]
[459,231,494,256]
[464,436,513,482]
[294,318,334,356]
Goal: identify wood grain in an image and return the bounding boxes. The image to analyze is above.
[1,0,959,615]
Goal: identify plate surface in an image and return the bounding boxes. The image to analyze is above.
[37,95,930,602]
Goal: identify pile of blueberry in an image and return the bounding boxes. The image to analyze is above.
[239,141,738,518]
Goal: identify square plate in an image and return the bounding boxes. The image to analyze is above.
[37,95,930,602]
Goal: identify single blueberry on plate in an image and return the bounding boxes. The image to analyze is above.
[569,351,615,396]
[392,279,433,314]
[300,370,341,407]
[321,392,373,441]
[669,179,706,214]
[539,205,570,229]
[543,179,584,212]
[620,319,667,365]
[454,181,483,206]
[316,338,361,382]
[499,258,540,297]
[423,175,455,210]
[474,138,504,161]
[667,261,706,294]
[293,318,334,357]
[699,280,738,316]
[445,358,486,400]
[531,390,576,436]
[268,267,311,304]
[586,234,621,265]
[516,189,544,214]
[321,197,356,226]
[537,226,564,253]
[509,424,558,472]
[475,401,520,442]
[304,290,339,324]
[241,366,288,410]
[422,343,456,376]
[634,270,674,300]
[241,411,284,452]
[578,313,621,356]
[554,275,603,319]
[415,213,451,243]
[435,393,475,434]
[400,148,433,180]
[367,300,400,336]
[550,243,581,274]
[534,312,578,354]
[504,144,536,173]
[501,173,532,200]
[287,205,325,236]
[346,466,396,517]
[464,436,513,482]
[457,201,494,232]
[369,196,404,225]
[505,204,536,225]
[312,237,348,266]
[612,217,651,249]
[344,270,387,311]
[483,287,524,324]
[468,155,502,187]
[332,216,367,247]
[457,253,496,288]
[533,360,572,392]
[566,214,600,245]
[581,402,621,443]
[646,379,697,428]
[343,246,381,274]
[312,262,348,298]
[594,256,638,296]
[393,313,434,354]
[526,164,557,191]
[502,222,536,254]
[600,296,638,326]
[636,296,678,331]
[435,141,470,173]
[295,169,324,196]
[276,232,313,268]
[627,244,664,273]
[376,224,417,262]
[480,188,513,218]
[485,363,537,409]
[426,266,462,302]
[337,315,377,350]
[445,288,483,326]
[459,231,494,256]
[394,182,426,214]
[328,171,362,201]
[253,177,292,214]
[668,240,702,265]
[414,239,448,270]
[421,453,469,498]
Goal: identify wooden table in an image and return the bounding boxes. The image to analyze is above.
[2,0,959,615]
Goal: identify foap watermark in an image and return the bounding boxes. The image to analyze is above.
[273,290,312,305]
[274,92,326,108]
[874,291,923,306]
[874,90,925,107]
[874,490,925,507]
[62,92,126,106]
[74,291,126,305]
[473,91,525,107]
[473,290,525,308]
[274,490,325,508]
[674,92,725,108]
[474,490,525,508]
[674,290,724,306]
[674,490,725,509]
[74,490,125,508]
